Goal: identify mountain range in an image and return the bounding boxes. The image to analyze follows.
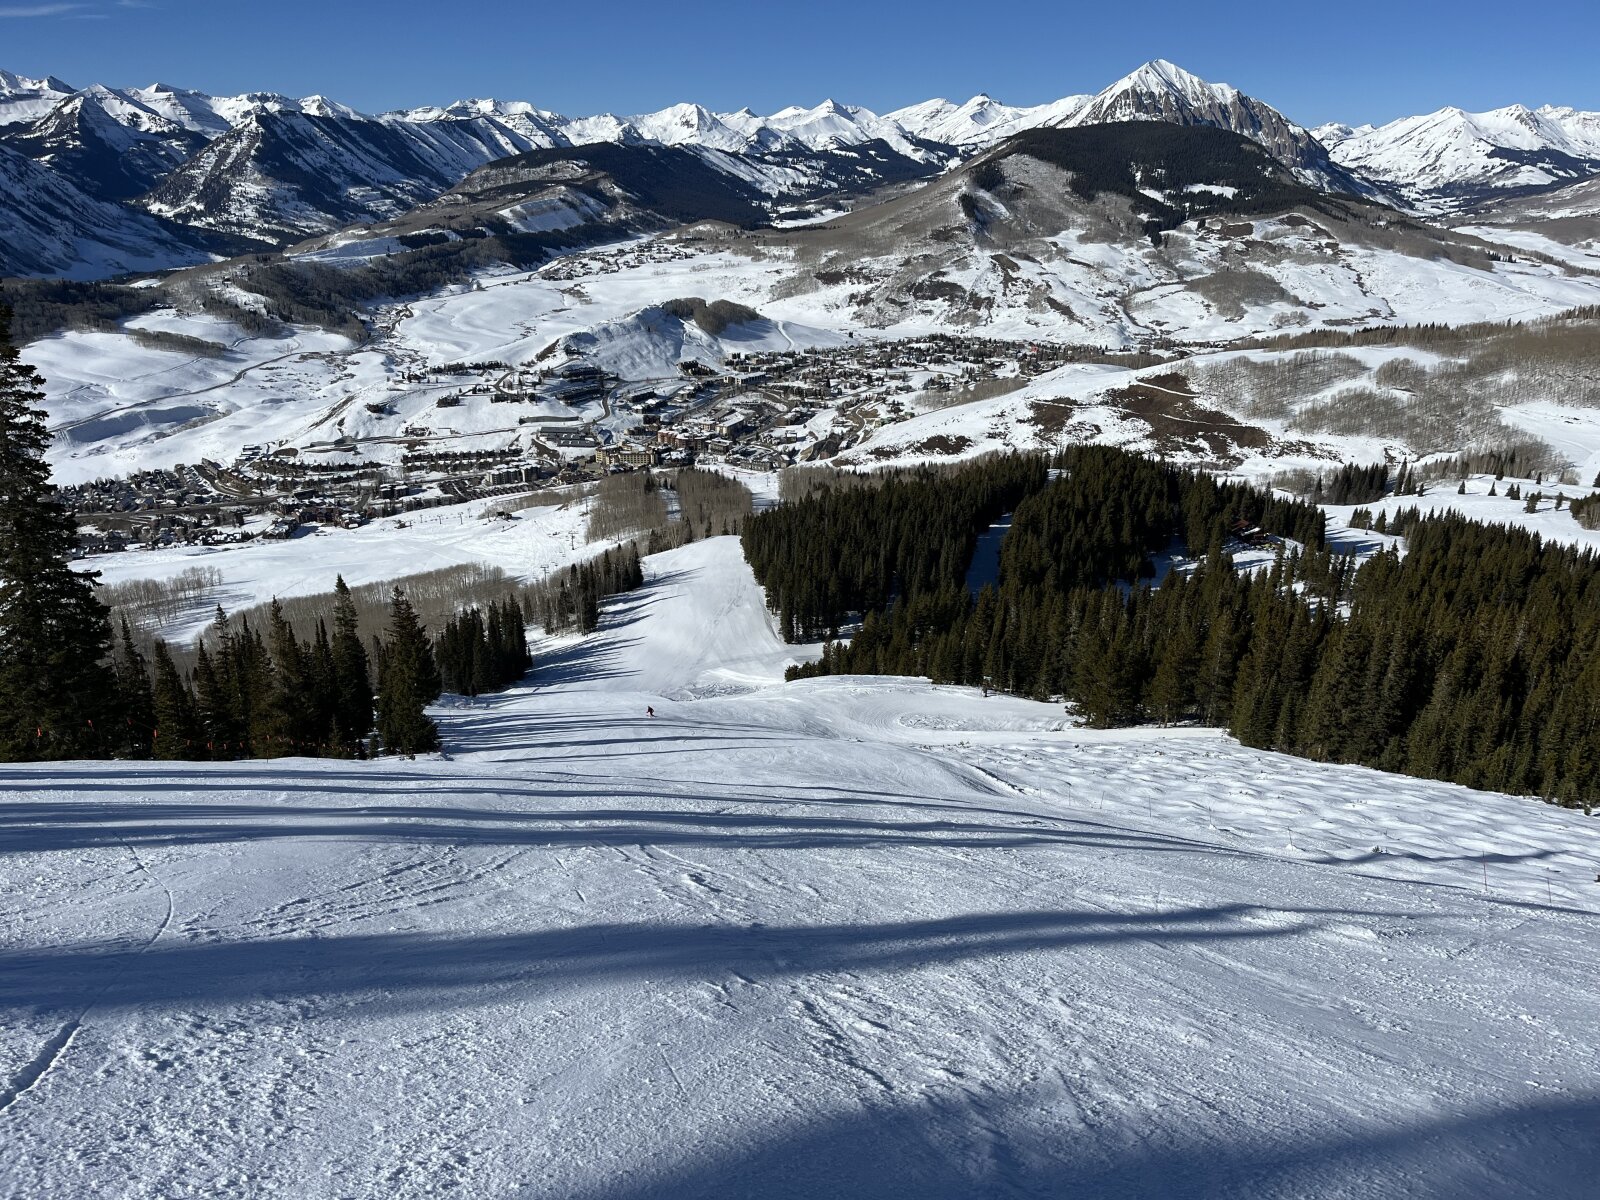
[3,60,1599,279]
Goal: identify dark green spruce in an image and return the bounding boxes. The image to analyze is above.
[0,306,118,760]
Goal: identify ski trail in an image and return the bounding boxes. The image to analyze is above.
[0,1021,84,1118]
[0,839,175,1119]
[122,838,176,947]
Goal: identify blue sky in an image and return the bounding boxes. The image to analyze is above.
[3,0,1597,126]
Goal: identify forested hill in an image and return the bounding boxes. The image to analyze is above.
[973,122,1364,235]
[751,449,1600,810]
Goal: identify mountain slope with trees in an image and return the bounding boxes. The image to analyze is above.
[764,450,1600,809]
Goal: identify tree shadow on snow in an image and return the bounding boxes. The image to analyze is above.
[2,901,1380,1018]
[546,1087,1600,1200]
[0,795,1226,859]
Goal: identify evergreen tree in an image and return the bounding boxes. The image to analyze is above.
[111,615,154,758]
[377,588,440,755]
[307,618,337,747]
[0,307,116,760]
[150,641,201,760]
[192,642,233,754]
[262,598,305,752]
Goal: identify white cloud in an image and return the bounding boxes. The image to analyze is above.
[0,3,86,15]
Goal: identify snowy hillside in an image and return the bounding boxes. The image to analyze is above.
[1325,104,1600,211]
[0,85,207,201]
[1453,174,1600,267]
[0,69,73,126]
[0,141,211,279]
[23,207,1600,485]
[136,108,566,244]
[747,129,1598,344]
[3,536,1596,1198]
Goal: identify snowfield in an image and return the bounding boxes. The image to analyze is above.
[3,538,1597,1199]
[84,488,616,644]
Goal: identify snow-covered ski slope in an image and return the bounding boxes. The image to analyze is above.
[3,538,1598,1199]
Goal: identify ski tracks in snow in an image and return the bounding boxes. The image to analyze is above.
[0,837,176,1121]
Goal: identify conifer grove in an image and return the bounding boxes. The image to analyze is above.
[752,449,1600,809]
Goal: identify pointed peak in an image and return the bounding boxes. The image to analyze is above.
[1129,59,1199,84]
[297,95,364,119]
[1108,59,1234,100]
[0,68,72,95]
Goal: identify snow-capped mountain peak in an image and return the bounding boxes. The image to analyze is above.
[0,67,74,126]
[1051,60,1371,196]
[410,97,564,122]
[1325,102,1600,208]
[885,93,1065,147]
[296,95,366,120]
[0,68,72,95]
[1066,59,1256,128]
[1105,58,1240,106]
[1312,122,1374,147]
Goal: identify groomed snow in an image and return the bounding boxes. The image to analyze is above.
[3,537,1597,1199]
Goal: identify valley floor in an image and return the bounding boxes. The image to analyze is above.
[2,539,1597,1199]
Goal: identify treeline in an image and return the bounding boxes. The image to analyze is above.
[1418,444,1571,486]
[774,448,1600,808]
[586,472,669,542]
[0,278,162,344]
[217,561,517,662]
[583,469,755,545]
[1233,310,1600,447]
[1318,461,1389,505]
[525,544,645,636]
[1192,339,1582,462]
[1276,460,1392,506]
[673,468,754,538]
[786,448,1331,715]
[794,547,1347,730]
[126,328,230,358]
[108,580,442,760]
[33,539,656,762]
[1239,305,1600,354]
[436,599,532,697]
[99,575,550,761]
[747,450,1322,641]
[742,454,1048,641]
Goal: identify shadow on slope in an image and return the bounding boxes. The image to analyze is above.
[0,792,1221,858]
[557,1087,1600,1200]
[3,902,1364,1018]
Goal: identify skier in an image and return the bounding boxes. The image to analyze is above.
[646,706,656,719]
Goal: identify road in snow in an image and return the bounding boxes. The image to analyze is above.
[2,538,1598,1198]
